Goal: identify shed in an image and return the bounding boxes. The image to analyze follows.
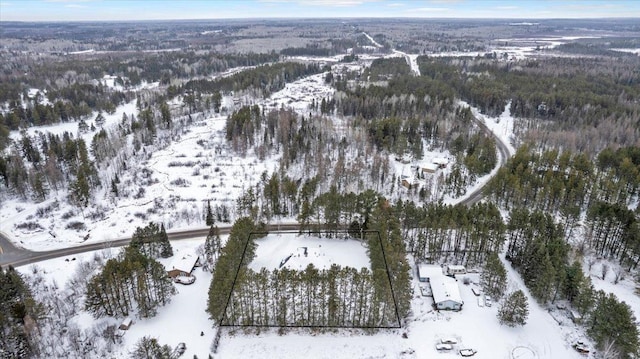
[431,276,464,311]
[167,254,199,278]
[119,317,133,330]
[417,264,444,282]
[421,162,439,174]
[432,157,449,168]
[446,265,467,276]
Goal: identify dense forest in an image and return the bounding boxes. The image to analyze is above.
[416,56,640,155]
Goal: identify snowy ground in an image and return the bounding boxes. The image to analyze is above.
[19,238,598,359]
[1,104,279,250]
[611,48,640,55]
[249,233,370,271]
[5,36,633,359]
[428,35,603,60]
[585,259,640,321]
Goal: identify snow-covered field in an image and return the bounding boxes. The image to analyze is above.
[249,233,370,271]
[611,48,640,55]
[428,35,603,60]
[18,236,608,359]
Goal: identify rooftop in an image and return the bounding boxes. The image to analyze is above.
[430,275,463,305]
[167,253,198,273]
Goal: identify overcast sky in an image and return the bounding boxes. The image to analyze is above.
[1,0,639,22]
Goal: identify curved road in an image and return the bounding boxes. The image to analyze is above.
[460,115,511,206]
[0,115,509,269]
[0,49,512,269]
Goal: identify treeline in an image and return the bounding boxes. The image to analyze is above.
[504,207,639,358]
[1,83,131,131]
[208,217,261,323]
[0,266,44,358]
[281,46,332,57]
[85,223,175,319]
[397,202,505,266]
[184,62,323,98]
[0,132,100,206]
[441,131,497,196]
[506,208,570,303]
[0,51,280,103]
[333,72,456,121]
[486,146,640,269]
[225,264,397,327]
[280,39,357,57]
[416,56,640,154]
[363,57,412,80]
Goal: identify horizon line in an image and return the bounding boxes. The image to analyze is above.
[2,16,639,23]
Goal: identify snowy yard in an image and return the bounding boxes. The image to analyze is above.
[19,237,607,359]
[249,233,370,271]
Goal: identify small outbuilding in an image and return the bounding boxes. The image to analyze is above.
[417,264,444,282]
[119,317,133,330]
[432,157,449,168]
[421,162,439,174]
[446,265,467,276]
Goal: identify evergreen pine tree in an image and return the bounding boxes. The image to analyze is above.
[130,336,172,359]
[574,277,595,316]
[564,260,584,302]
[588,291,639,358]
[206,200,214,226]
[481,253,507,299]
[159,223,173,258]
[498,290,529,327]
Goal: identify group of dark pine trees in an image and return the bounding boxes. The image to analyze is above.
[207,195,412,329]
[84,223,176,319]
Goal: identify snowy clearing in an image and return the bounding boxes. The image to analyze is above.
[19,238,593,359]
[249,233,370,271]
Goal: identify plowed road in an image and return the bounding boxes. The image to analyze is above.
[0,85,510,269]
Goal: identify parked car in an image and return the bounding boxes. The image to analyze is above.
[435,343,453,351]
[175,342,186,356]
[174,275,196,285]
[471,287,481,296]
[485,295,492,307]
[573,342,590,354]
[440,338,457,345]
[459,349,477,357]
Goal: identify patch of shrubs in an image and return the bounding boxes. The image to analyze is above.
[15,222,44,231]
[65,221,87,231]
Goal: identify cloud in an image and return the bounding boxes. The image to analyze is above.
[45,0,94,2]
[413,7,450,12]
[495,6,517,10]
[258,0,380,6]
[65,3,87,8]
[299,0,374,5]
[387,2,405,7]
